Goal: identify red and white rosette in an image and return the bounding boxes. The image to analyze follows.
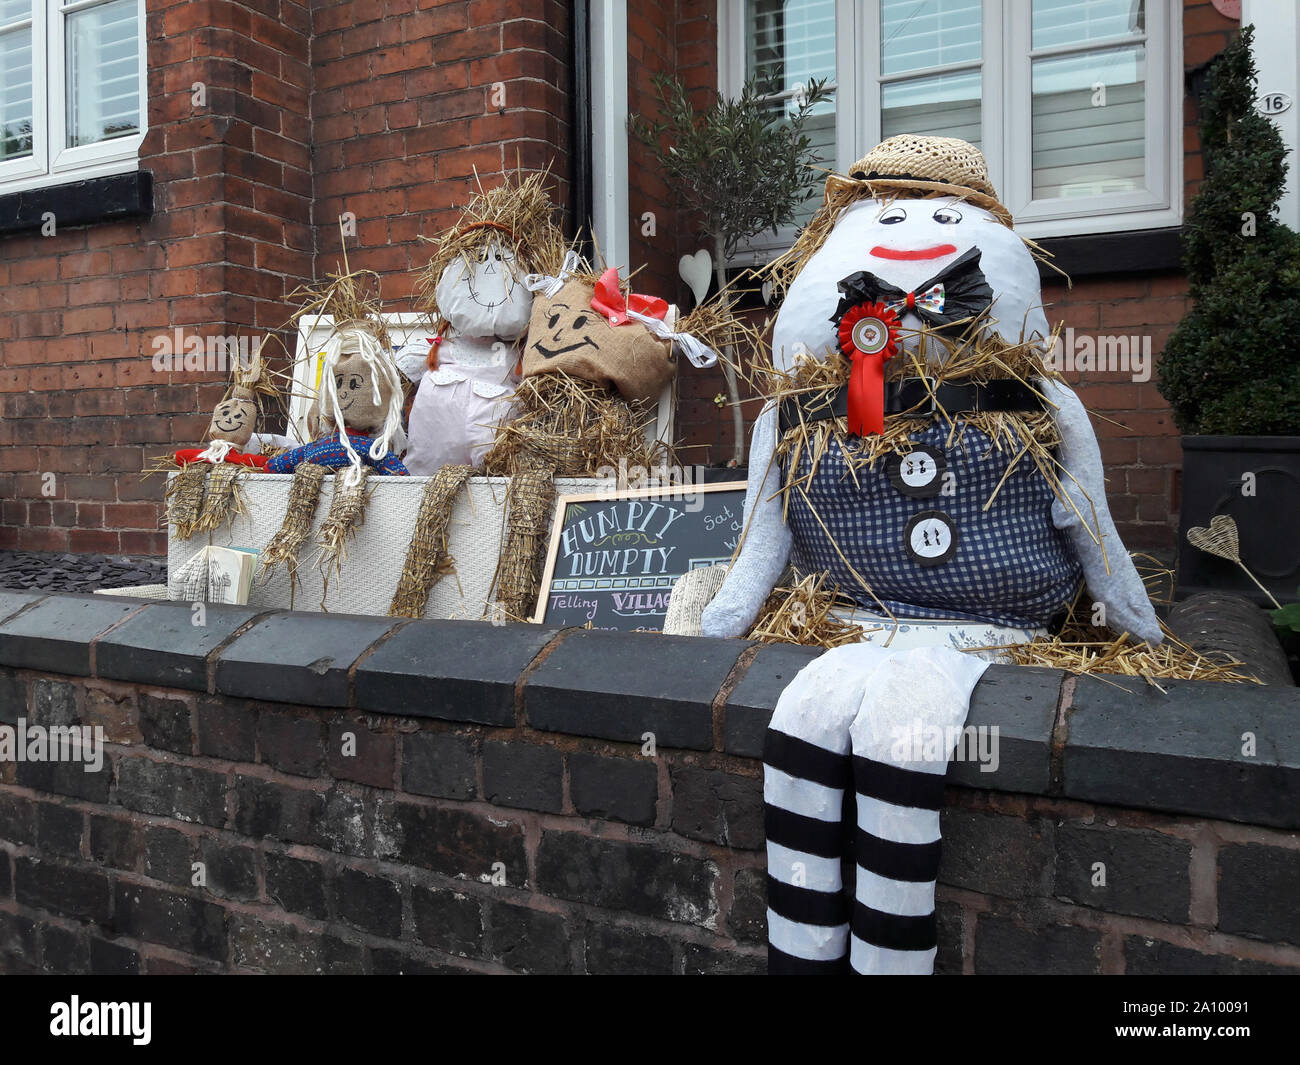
[837,301,900,437]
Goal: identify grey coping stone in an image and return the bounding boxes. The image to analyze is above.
[950,664,1065,795]
[0,593,143,676]
[1063,672,1300,829]
[214,611,405,707]
[95,601,267,691]
[524,629,751,751]
[0,589,46,625]
[355,619,562,725]
[722,643,823,757]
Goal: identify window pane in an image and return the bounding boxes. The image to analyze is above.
[0,23,33,160]
[67,0,140,149]
[1031,45,1145,199]
[746,0,836,227]
[880,0,981,77]
[1032,0,1144,50]
[882,69,981,146]
[748,0,836,89]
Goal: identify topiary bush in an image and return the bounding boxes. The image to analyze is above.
[1157,26,1300,436]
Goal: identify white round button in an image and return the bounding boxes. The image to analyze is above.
[887,448,946,498]
[904,510,958,566]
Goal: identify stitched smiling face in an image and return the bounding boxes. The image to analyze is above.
[530,297,601,360]
[435,237,534,340]
[770,196,1049,372]
[319,344,394,436]
[521,278,677,405]
[207,398,255,447]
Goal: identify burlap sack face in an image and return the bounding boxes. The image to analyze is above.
[318,345,396,437]
[522,278,675,406]
[207,397,256,447]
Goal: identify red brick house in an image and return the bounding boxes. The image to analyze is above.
[1,0,1295,558]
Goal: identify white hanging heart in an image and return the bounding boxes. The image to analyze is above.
[678,249,713,308]
[761,278,775,305]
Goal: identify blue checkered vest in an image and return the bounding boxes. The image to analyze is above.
[783,420,1083,628]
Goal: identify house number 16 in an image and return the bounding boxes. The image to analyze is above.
[1259,93,1293,116]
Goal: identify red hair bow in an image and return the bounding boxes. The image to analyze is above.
[590,267,668,325]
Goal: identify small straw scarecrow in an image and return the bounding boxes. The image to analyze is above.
[401,169,568,476]
[269,263,408,485]
[689,135,1164,976]
[259,257,408,602]
[163,337,283,539]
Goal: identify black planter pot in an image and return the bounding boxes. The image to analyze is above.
[1176,435,1300,605]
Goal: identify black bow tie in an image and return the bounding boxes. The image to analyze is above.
[832,247,994,329]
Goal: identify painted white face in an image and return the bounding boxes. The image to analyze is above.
[770,196,1049,372]
[435,238,534,340]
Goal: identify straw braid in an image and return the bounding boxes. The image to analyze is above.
[258,462,329,605]
[389,464,475,618]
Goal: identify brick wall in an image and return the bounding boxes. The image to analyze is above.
[1,0,316,559]
[1045,275,1189,550]
[311,0,573,303]
[2,590,1298,974]
[0,0,573,555]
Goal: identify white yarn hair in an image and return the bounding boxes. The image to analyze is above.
[195,438,237,464]
[318,326,408,488]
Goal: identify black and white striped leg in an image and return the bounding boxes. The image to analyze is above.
[762,645,897,973]
[846,647,989,975]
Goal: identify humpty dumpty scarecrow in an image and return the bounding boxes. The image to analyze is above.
[699,135,1160,974]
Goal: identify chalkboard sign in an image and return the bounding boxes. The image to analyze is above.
[533,482,747,630]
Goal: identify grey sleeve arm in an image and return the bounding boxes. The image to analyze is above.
[700,403,792,638]
[1042,377,1163,646]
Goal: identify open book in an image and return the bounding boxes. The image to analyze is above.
[169,546,261,605]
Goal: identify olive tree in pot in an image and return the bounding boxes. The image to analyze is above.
[1157,27,1300,605]
[630,74,830,466]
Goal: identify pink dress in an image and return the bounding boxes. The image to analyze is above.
[403,335,519,476]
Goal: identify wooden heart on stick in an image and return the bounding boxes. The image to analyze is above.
[1186,513,1239,560]
[1186,513,1281,607]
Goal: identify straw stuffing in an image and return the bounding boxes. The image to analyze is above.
[191,463,247,535]
[482,371,668,478]
[314,469,372,602]
[746,572,867,650]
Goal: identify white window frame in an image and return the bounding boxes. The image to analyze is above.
[0,0,146,195]
[718,0,1183,255]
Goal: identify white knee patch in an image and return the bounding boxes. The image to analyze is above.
[768,643,897,752]
[849,646,990,770]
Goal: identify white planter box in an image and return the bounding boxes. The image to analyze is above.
[167,473,595,619]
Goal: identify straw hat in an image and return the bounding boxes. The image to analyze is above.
[824,134,1013,227]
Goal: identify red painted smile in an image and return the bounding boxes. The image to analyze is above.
[870,244,958,261]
